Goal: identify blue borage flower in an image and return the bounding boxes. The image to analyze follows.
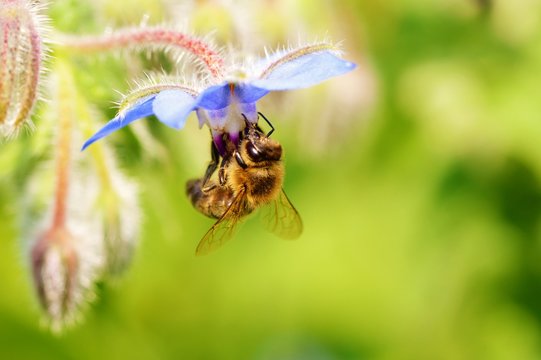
[82,42,356,154]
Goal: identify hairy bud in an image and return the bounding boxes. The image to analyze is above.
[0,0,46,136]
[31,226,79,330]
[101,173,140,276]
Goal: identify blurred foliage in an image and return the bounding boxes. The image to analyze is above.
[2,0,541,359]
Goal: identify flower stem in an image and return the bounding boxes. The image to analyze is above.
[76,95,113,193]
[58,27,225,79]
[52,64,75,228]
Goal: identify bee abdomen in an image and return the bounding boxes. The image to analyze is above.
[186,178,234,219]
[186,179,203,205]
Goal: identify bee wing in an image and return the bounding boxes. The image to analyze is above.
[195,188,246,256]
[260,188,303,240]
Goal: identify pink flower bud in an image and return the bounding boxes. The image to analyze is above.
[0,0,45,136]
[31,226,80,330]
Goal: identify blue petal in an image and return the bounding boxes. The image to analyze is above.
[81,95,156,150]
[252,51,356,91]
[206,108,229,129]
[237,102,258,123]
[152,89,199,129]
[234,84,269,103]
[197,84,231,110]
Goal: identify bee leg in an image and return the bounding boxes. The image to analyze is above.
[213,134,227,157]
[218,158,228,186]
[234,151,247,169]
[258,112,274,137]
[201,141,220,188]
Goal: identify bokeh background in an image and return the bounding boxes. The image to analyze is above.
[2,0,541,359]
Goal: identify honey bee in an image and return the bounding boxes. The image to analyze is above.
[186,114,303,255]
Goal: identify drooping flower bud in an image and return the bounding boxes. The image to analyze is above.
[31,226,80,330]
[24,62,106,331]
[99,165,141,276]
[0,0,46,136]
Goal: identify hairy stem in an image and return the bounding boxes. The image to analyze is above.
[76,95,112,193]
[52,64,75,228]
[58,27,225,79]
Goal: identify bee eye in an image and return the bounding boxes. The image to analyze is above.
[246,141,263,162]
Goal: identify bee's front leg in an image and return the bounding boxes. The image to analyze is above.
[218,158,228,186]
[234,150,247,169]
[201,141,220,188]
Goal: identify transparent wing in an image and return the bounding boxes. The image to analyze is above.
[195,188,246,256]
[260,188,303,240]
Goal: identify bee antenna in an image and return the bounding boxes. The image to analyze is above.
[241,113,249,124]
[257,112,275,137]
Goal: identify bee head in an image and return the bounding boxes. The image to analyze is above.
[245,137,282,163]
[238,114,282,165]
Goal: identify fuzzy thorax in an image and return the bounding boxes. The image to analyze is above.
[228,136,284,209]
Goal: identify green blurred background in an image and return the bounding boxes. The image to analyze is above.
[2,0,541,358]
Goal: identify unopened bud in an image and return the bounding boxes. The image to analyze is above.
[101,170,140,276]
[31,226,80,330]
[103,215,127,275]
[0,0,45,136]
